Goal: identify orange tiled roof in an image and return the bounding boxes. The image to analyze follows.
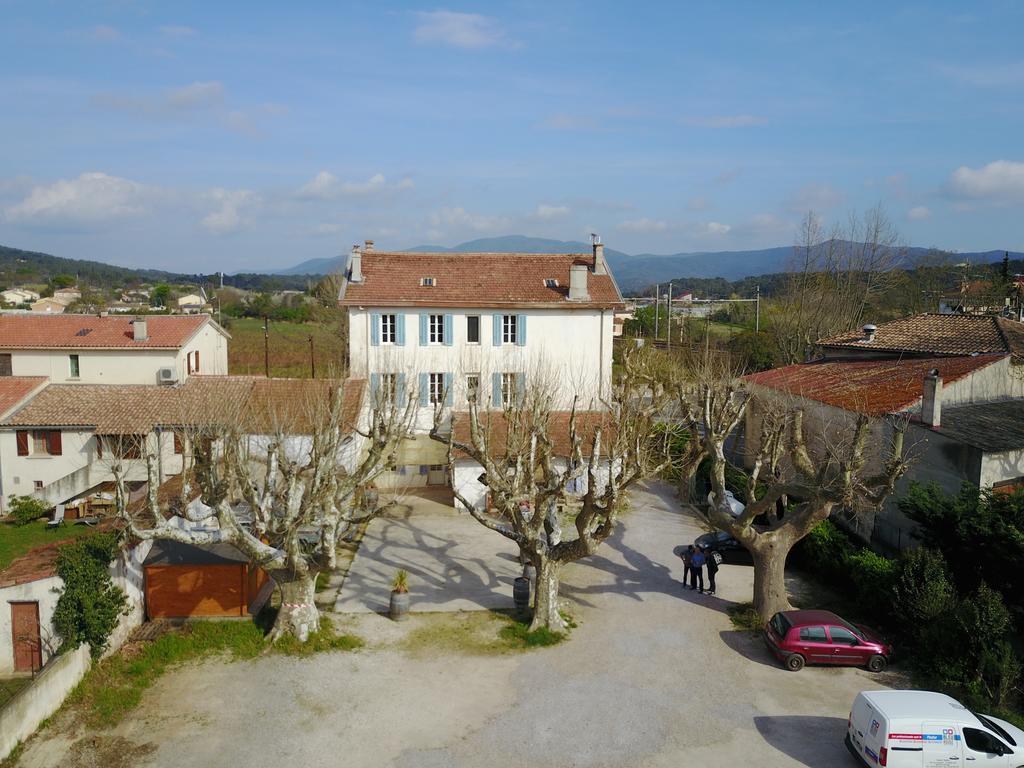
[339,251,624,309]
[818,313,1024,358]
[744,354,1004,416]
[3,376,365,435]
[0,377,47,418]
[0,314,220,349]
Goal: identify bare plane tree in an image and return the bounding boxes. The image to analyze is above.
[430,351,671,632]
[114,381,415,642]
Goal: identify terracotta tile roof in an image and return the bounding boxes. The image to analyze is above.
[339,251,624,309]
[450,410,616,458]
[0,377,47,419]
[0,314,221,349]
[0,519,120,587]
[2,376,365,435]
[818,313,1024,358]
[743,354,1004,416]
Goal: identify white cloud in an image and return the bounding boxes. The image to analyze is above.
[307,222,343,237]
[201,189,256,235]
[788,182,844,212]
[89,25,120,42]
[160,25,197,38]
[295,171,414,200]
[535,204,570,220]
[539,113,596,131]
[617,218,669,233]
[5,172,147,226]
[413,11,514,49]
[687,197,709,211]
[938,62,1024,88]
[166,81,224,111]
[681,115,767,128]
[428,206,509,233]
[947,160,1024,201]
[701,221,731,235]
[907,206,932,221]
[92,80,225,116]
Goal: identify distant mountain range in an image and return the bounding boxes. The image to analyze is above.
[278,235,1023,294]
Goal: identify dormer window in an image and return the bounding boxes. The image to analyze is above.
[544,278,559,289]
[420,277,436,287]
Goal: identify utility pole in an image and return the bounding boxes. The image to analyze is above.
[308,335,315,379]
[666,282,673,350]
[653,284,660,340]
[755,285,761,333]
[263,316,270,378]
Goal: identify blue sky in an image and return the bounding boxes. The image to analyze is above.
[1,1,1022,273]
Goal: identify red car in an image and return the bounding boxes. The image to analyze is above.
[763,609,892,672]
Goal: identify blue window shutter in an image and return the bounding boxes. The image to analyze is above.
[444,372,453,406]
[370,372,380,403]
[419,373,429,406]
[443,314,453,346]
[396,314,405,346]
[419,313,428,346]
[419,464,429,475]
[492,372,503,407]
[370,313,380,346]
[515,372,525,404]
[517,314,527,346]
[396,373,407,407]
[492,313,502,346]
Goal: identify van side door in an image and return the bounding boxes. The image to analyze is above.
[962,727,1011,765]
[920,722,965,765]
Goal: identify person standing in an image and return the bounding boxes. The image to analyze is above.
[690,546,706,594]
[705,549,719,595]
[680,545,694,589]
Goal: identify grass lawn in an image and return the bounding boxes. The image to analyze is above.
[227,317,346,378]
[0,676,30,706]
[0,520,98,571]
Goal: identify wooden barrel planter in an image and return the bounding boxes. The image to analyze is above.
[513,576,531,615]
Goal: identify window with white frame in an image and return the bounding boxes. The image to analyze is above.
[69,354,80,378]
[379,373,397,403]
[429,372,445,404]
[428,314,444,344]
[466,373,480,403]
[380,314,397,344]
[502,314,518,344]
[501,373,517,405]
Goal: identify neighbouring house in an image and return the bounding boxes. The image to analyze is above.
[338,238,624,496]
[0,313,229,385]
[177,291,206,313]
[143,540,271,619]
[51,288,82,305]
[1,288,40,305]
[29,298,67,314]
[742,313,1024,551]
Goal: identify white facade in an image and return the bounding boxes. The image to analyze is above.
[451,457,614,512]
[3,322,228,385]
[349,307,615,415]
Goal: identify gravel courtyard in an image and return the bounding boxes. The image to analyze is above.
[15,481,888,768]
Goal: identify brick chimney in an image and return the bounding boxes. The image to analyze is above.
[364,239,375,251]
[349,244,363,283]
[132,317,148,342]
[568,264,590,301]
[591,234,607,276]
[922,368,942,427]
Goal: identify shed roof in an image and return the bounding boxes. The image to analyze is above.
[144,540,250,566]
[339,251,624,309]
[0,314,225,349]
[924,399,1024,453]
[743,354,1003,416]
[818,313,1024,359]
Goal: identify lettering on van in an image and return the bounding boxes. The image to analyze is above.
[889,732,962,743]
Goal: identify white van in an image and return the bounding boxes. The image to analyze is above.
[846,690,1024,767]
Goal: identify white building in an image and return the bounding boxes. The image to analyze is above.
[338,240,624,507]
[1,288,40,305]
[0,314,229,385]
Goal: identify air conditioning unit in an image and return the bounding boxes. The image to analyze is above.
[158,367,179,385]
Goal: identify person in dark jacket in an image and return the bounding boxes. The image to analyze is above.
[690,546,706,593]
[680,545,694,589]
[705,549,719,595]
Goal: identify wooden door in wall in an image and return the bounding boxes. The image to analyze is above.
[11,601,42,672]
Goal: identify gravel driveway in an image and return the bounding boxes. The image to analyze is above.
[16,481,885,768]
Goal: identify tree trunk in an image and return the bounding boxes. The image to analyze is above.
[529,558,566,633]
[750,537,795,619]
[269,572,320,643]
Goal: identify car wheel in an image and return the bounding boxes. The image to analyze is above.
[867,655,887,673]
[786,653,805,672]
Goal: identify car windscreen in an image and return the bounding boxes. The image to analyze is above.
[973,713,1016,747]
[770,613,791,638]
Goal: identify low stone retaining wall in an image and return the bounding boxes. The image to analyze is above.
[0,643,91,761]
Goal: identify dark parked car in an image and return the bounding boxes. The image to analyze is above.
[694,530,750,564]
[763,609,892,672]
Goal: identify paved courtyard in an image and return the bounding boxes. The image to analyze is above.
[15,481,889,768]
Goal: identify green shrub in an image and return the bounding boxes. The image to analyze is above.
[7,495,49,526]
[846,548,897,616]
[796,520,856,584]
[52,534,129,658]
[891,547,957,629]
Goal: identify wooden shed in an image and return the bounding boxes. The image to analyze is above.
[143,541,271,619]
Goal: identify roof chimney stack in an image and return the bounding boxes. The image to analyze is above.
[568,264,590,301]
[132,316,148,342]
[364,239,374,251]
[349,244,363,283]
[591,233,607,275]
[922,368,943,428]
[863,323,877,342]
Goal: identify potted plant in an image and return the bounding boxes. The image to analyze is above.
[389,569,410,621]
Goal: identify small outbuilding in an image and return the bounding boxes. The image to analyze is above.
[143,541,271,619]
